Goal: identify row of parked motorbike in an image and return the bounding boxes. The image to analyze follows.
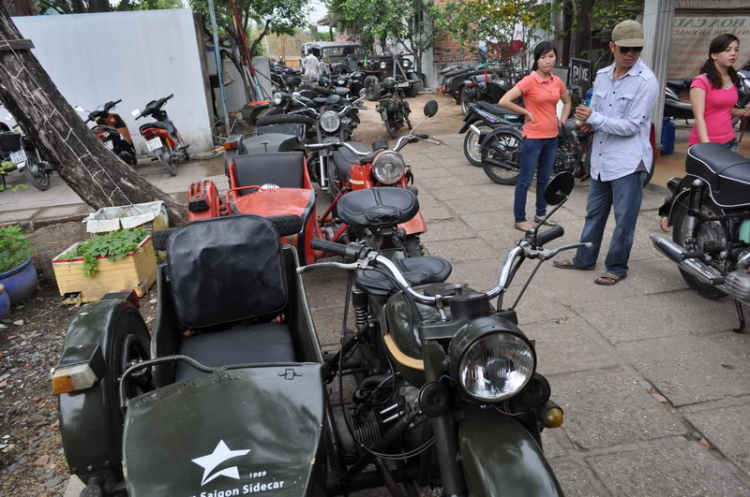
[51,64,598,494]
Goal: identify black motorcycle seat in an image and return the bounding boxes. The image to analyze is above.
[667,79,690,90]
[337,187,419,228]
[313,97,329,105]
[333,141,370,181]
[686,143,750,207]
[233,151,305,195]
[357,257,452,297]
[477,101,519,116]
[174,323,297,382]
[372,139,389,151]
[297,96,314,105]
[335,87,350,96]
[139,121,169,132]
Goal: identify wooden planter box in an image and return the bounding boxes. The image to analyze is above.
[52,236,157,304]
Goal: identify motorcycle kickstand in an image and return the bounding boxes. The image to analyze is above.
[733,299,746,334]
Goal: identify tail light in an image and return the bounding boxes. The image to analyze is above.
[224,140,239,150]
[94,130,106,140]
[467,82,477,88]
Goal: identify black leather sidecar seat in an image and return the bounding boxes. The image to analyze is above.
[233,151,305,195]
[337,187,419,228]
[163,215,298,382]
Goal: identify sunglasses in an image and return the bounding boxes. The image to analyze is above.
[618,46,643,54]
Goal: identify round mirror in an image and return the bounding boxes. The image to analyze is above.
[424,100,438,117]
[544,172,575,206]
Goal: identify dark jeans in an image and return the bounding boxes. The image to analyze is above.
[514,137,558,223]
[573,171,647,277]
[724,138,738,152]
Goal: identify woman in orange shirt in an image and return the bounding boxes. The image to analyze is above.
[499,41,571,231]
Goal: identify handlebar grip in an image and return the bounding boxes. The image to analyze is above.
[535,225,565,246]
[415,134,428,139]
[311,238,349,257]
[114,99,122,105]
[267,215,302,237]
[167,94,174,100]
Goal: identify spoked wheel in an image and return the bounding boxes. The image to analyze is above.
[463,125,491,166]
[326,155,344,199]
[385,118,399,139]
[460,87,471,115]
[672,194,726,299]
[119,333,152,400]
[23,155,51,191]
[155,147,177,176]
[481,131,523,185]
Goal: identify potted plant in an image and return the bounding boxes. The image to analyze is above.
[52,227,157,303]
[0,225,38,306]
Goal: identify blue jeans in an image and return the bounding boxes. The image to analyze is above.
[573,171,647,277]
[514,138,558,222]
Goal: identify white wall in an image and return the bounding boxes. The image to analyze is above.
[8,9,213,153]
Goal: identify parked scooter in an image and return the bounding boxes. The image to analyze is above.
[77,100,137,166]
[0,127,52,191]
[653,143,750,333]
[53,173,580,497]
[132,94,189,176]
[459,100,524,166]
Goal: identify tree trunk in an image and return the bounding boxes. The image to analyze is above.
[571,0,595,59]
[0,7,186,224]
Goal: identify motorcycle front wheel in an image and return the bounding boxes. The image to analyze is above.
[23,155,51,191]
[385,118,399,139]
[481,131,523,185]
[463,126,491,166]
[155,147,177,177]
[671,195,726,299]
[460,87,471,115]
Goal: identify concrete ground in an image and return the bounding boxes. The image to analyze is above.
[21,93,750,496]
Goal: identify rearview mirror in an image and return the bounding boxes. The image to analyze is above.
[424,100,438,117]
[544,172,575,206]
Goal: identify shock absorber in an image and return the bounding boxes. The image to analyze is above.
[352,285,368,331]
[686,179,705,245]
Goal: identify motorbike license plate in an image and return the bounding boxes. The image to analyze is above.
[396,82,410,88]
[105,140,115,150]
[9,149,26,164]
[146,137,162,152]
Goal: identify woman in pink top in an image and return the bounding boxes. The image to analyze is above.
[690,34,750,151]
[500,41,571,232]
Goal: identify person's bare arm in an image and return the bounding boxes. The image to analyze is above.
[690,87,710,143]
[559,90,571,127]
[499,86,535,123]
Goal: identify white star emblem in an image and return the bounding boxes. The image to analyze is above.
[191,440,251,486]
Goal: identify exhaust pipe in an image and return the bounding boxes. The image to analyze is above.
[650,236,724,285]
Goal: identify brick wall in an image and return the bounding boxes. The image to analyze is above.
[433,0,477,64]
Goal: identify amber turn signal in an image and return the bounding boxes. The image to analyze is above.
[52,364,99,395]
[542,407,564,428]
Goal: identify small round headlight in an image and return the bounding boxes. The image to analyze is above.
[402,60,410,68]
[380,61,387,70]
[272,92,283,106]
[449,324,536,403]
[372,151,406,185]
[319,111,341,133]
[338,77,346,85]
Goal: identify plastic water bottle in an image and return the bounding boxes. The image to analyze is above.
[584,88,593,106]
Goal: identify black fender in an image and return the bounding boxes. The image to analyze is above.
[659,176,693,223]
[459,412,563,497]
[458,114,482,134]
[57,293,150,485]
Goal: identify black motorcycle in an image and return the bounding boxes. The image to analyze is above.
[459,70,511,115]
[459,100,524,166]
[376,77,412,138]
[77,100,138,167]
[0,127,52,191]
[653,143,750,333]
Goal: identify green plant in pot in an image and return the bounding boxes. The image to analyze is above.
[59,228,149,277]
[0,225,38,306]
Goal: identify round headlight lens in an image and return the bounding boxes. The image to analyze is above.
[380,61,387,70]
[458,333,535,402]
[338,77,346,85]
[272,92,283,106]
[319,111,341,133]
[402,60,410,68]
[372,151,406,185]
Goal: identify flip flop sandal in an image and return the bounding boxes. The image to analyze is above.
[594,273,627,285]
[660,217,670,233]
[553,259,592,270]
[534,216,558,227]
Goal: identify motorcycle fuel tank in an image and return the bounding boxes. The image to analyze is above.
[123,364,326,497]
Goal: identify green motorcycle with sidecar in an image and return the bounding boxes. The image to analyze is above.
[52,174,583,496]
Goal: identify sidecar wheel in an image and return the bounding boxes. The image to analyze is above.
[671,198,727,299]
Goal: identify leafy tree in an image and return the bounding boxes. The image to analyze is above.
[35,0,179,14]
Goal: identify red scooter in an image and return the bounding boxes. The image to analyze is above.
[132,94,189,176]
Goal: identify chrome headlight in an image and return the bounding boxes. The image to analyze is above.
[319,111,341,133]
[338,77,346,85]
[272,92,283,106]
[380,61,387,70]
[402,60,410,68]
[372,151,406,184]
[449,324,536,403]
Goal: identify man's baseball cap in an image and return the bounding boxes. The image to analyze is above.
[612,20,646,47]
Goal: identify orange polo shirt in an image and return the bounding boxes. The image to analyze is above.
[515,71,566,139]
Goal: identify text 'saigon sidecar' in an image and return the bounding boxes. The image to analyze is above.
[53,215,329,496]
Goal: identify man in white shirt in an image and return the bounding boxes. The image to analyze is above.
[554,20,659,285]
[303,51,320,85]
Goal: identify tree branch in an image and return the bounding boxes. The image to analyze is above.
[249,18,272,57]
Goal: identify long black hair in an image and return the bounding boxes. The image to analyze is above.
[699,34,740,89]
[532,41,557,72]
